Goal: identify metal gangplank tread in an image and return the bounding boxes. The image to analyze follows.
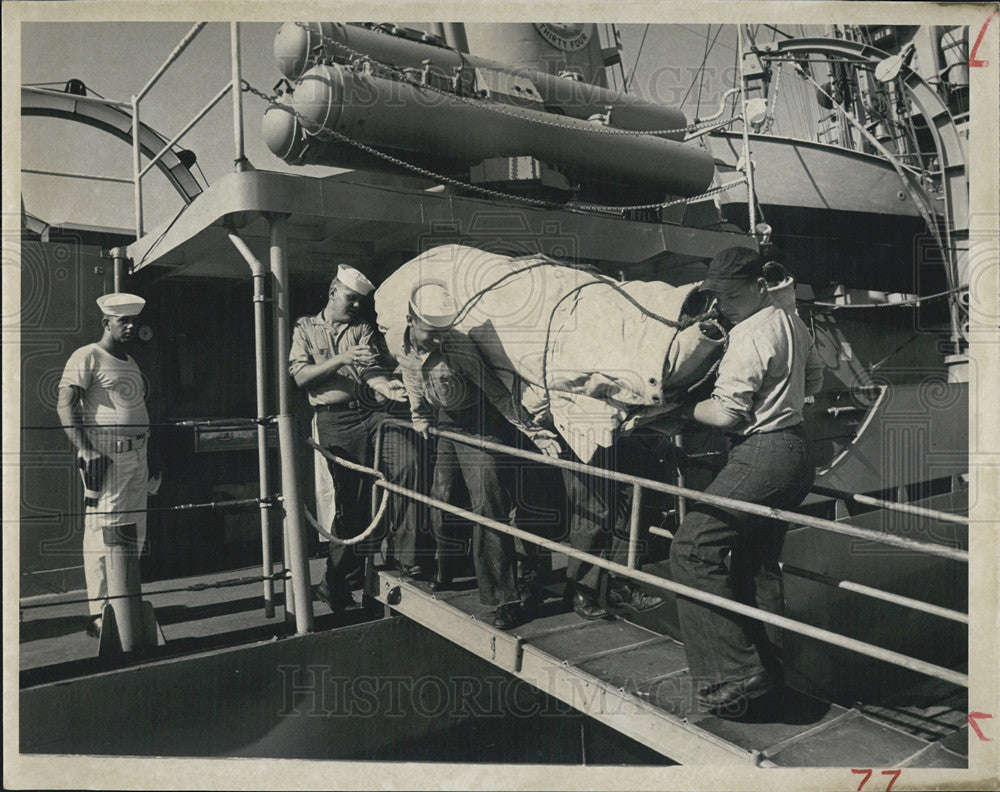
[374,570,968,768]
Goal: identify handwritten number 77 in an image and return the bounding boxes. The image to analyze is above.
[852,769,901,792]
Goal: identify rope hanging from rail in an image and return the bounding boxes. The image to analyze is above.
[303,437,392,546]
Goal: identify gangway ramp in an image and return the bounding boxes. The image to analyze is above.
[374,569,969,767]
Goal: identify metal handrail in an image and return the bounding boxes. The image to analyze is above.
[371,475,968,688]
[139,82,233,178]
[778,562,968,625]
[810,484,969,526]
[131,22,246,239]
[378,418,968,563]
[22,168,133,185]
[306,418,972,687]
[135,23,208,102]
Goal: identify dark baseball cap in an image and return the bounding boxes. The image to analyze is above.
[699,247,764,294]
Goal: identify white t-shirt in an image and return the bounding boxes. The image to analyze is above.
[59,343,149,431]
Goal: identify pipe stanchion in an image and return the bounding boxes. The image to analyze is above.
[227,230,275,618]
[230,22,247,171]
[627,484,643,569]
[269,214,313,634]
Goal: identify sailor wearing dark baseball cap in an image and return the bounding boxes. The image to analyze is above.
[671,246,825,717]
[699,246,764,294]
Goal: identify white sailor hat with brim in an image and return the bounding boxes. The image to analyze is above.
[336,264,375,296]
[96,292,146,316]
[409,280,458,329]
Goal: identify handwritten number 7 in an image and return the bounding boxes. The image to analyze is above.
[851,769,901,792]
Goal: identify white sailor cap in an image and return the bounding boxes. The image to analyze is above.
[335,264,375,297]
[409,280,458,329]
[96,292,146,316]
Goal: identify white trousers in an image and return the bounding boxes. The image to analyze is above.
[83,444,148,615]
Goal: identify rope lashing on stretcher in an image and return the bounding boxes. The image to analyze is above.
[438,252,726,420]
[304,437,391,546]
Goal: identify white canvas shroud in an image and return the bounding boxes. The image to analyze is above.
[375,244,725,462]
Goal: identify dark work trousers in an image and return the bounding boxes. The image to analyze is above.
[560,432,668,600]
[431,402,520,608]
[669,426,813,690]
[315,408,420,601]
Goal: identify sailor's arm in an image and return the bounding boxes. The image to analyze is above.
[681,336,763,430]
[682,398,743,430]
[359,329,408,402]
[289,321,375,389]
[57,385,110,479]
[399,361,434,439]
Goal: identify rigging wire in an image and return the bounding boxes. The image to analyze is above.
[696,25,723,118]
[625,24,650,91]
[680,24,722,116]
[675,24,738,54]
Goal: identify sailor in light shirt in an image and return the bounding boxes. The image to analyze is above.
[670,247,824,717]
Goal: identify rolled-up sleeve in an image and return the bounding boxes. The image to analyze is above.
[804,338,825,396]
[711,336,765,423]
[399,357,434,432]
[358,325,399,387]
[288,319,314,379]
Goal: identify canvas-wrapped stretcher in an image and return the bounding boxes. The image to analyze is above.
[374,244,727,462]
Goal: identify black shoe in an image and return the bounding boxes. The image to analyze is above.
[428,573,452,592]
[490,603,521,630]
[399,563,423,579]
[85,615,102,638]
[314,580,356,613]
[697,671,775,717]
[521,585,545,614]
[573,591,612,620]
[608,579,664,614]
[388,559,422,579]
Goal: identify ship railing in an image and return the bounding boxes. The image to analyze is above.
[306,416,967,689]
[129,22,247,238]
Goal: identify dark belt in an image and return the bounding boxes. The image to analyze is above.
[314,401,359,413]
[729,423,805,443]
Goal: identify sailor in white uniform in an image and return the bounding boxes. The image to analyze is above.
[57,293,157,637]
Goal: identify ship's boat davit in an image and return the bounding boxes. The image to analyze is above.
[263,23,716,199]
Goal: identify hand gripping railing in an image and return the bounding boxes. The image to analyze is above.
[306,418,970,688]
